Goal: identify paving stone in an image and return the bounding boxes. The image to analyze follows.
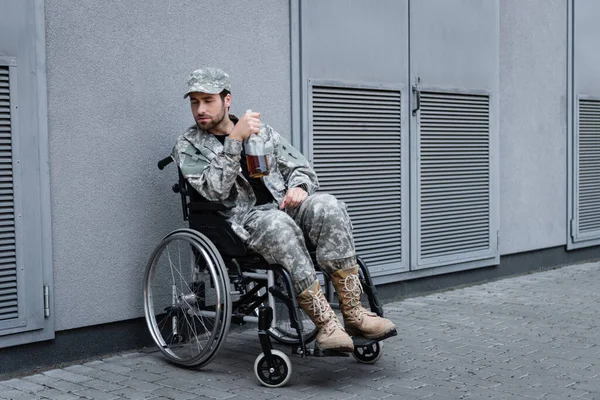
[119,378,162,392]
[201,378,243,391]
[44,369,93,383]
[191,386,239,399]
[120,371,164,383]
[146,398,176,400]
[1,389,42,400]
[147,386,198,400]
[21,374,55,385]
[83,361,133,375]
[4,262,600,399]
[0,378,46,393]
[106,387,155,400]
[24,376,90,393]
[101,356,126,363]
[35,388,81,400]
[74,388,122,400]
[120,353,144,359]
[126,364,171,376]
[63,366,100,376]
[89,371,130,384]
[337,384,393,399]
[159,369,214,383]
[79,379,127,392]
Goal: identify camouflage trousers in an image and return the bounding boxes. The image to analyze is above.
[243,193,357,294]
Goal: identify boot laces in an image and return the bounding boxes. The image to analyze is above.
[341,274,374,319]
[341,274,364,308]
[300,291,340,333]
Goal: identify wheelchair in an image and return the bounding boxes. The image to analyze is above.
[143,156,397,388]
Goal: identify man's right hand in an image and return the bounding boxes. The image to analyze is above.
[229,111,261,142]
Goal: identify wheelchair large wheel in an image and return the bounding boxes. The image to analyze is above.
[269,298,317,345]
[143,229,231,368]
[267,272,317,345]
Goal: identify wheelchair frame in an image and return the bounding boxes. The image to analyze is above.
[143,156,393,387]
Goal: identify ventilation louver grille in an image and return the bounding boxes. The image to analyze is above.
[418,91,490,261]
[0,66,17,322]
[311,85,402,268]
[577,98,600,234]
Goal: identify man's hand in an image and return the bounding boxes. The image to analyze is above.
[280,187,308,210]
[229,111,261,142]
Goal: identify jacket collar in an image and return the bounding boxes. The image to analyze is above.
[183,113,239,152]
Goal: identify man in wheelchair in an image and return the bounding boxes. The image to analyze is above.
[171,67,396,354]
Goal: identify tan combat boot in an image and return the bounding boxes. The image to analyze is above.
[331,267,396,339]
[297,280,354,352]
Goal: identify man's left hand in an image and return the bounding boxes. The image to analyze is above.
[280,187,308,210]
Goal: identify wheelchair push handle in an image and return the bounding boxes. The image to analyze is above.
[157,156,173,170]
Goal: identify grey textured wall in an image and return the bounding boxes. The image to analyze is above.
[44,0,291,330]
[499,0,567,254]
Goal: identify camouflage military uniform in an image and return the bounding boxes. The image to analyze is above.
[174,67,396,348]
[172,123,357,293]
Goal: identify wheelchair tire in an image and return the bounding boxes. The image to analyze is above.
[352,341,383,364]
[254,349,292,388]
[143,229,232,368]
[267,272,318,345]
[268,304,318,345]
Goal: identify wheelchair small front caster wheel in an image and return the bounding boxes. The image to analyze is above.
[254,349,292,388]
[352,341,383,364]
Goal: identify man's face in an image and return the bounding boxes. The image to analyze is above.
[189,92,230,132]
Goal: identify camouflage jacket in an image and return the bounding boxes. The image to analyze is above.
[172,119,319,240]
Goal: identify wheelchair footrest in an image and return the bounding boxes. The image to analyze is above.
[291,347,350,357]
[352,329,397,347]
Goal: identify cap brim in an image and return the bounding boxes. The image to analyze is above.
[183,85,224,98]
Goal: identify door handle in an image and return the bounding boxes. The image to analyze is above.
[412,85,421,116]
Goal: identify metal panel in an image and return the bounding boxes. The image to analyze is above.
[0,0,53,347]
[573,97,600,241]
[0,61,27,334]
[0,65,19,325]
[295,0,410,277]
[410,0,499,270]
[309,81,405,274]
[416,90,493,268]
[568,0,600,249]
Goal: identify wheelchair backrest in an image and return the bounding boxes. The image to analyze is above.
[178,169,247,258]
[158,155,249,258]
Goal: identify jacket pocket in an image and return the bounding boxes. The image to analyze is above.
[180,146,210,175]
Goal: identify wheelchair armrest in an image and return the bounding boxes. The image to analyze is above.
[188,200,236,212]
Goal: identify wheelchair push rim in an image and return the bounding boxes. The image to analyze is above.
[143,229,232,367]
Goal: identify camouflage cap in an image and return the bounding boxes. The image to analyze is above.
[184,67,231,98]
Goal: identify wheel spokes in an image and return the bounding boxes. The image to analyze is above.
[144,232,230,366]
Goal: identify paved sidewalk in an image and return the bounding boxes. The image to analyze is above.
[2,262,600,399]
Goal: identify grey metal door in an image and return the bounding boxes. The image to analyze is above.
[409,0,500,270]
[295,0,410,278]
[0,0,53,347]
[569,0,600,249]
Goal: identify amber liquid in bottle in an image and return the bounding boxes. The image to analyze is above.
[246,155,270,178]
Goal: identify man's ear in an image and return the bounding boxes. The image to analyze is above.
[224,93,232,108]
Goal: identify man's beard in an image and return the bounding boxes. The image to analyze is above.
[198,105,226,132]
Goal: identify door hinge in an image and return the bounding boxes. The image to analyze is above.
[496,230,500,251]
[44,285,50,318]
